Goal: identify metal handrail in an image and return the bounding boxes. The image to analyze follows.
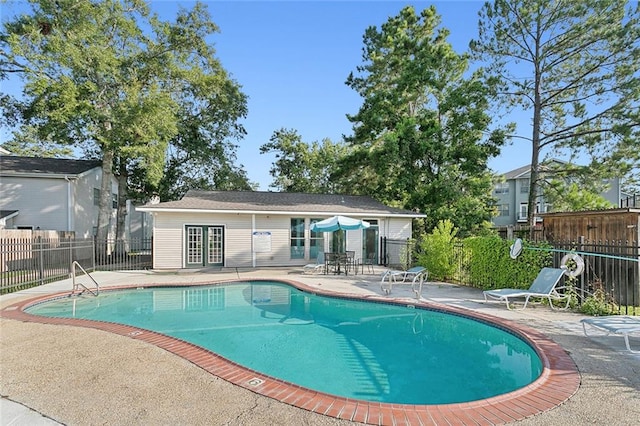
[71,261,99,296]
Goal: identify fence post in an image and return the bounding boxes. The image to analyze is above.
[92,236,96,272]
[578,235,586,304]
[68,237,73,277]
[38,236,44,286]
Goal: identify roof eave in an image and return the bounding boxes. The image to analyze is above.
[0,172,81,179]
[135,207,425,218]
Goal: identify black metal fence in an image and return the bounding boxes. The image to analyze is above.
[380,237,415,269]
[550,239,638,314]
[1,237,152,294]
[620,194,639,208]
[384,236,638,314]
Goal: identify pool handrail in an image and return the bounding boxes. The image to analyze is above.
[71,261,99,296]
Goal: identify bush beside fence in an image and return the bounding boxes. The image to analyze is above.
[399,232,639,315]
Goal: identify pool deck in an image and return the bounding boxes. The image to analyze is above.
[1,267,639,425]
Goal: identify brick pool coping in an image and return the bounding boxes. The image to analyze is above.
[1,279,580,426]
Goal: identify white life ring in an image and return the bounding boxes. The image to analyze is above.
[560,253,584,278]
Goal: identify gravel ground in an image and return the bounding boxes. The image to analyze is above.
[1,269,639,425]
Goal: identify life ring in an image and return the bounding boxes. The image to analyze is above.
[561,253,584,278]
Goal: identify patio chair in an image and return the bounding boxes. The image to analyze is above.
[483,267,570,310]
[303,252,325,274]
[581,316,640,353]
[363,253,376,274]
[380,266,427,297]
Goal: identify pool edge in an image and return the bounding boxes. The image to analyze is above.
[1,279,580,426]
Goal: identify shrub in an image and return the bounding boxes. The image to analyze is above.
[416,220,458,281]
[461,237,553,290]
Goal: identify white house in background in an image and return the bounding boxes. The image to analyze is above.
[0,155,123,238]
[492,160,624,227]
[137,190,425,269]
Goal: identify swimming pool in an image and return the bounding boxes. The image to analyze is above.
[25,280,542,405]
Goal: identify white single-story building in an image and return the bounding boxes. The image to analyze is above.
[137,190,425,269]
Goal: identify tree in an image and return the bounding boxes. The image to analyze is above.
[340,5,506,236]
[1,0,248,244]
[471,0,640,236]
[544,180,615,212]
[1,125,73,157]
[137,72,254,202]
[260,128,348,193]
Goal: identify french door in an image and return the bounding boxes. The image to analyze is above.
[185,225,224,268]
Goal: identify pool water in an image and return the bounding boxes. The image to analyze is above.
[26,281,542,404]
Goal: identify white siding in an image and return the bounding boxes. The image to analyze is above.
[151,211,415,270]
[153,212,254,269]
[386,218,412,239]
[74,168,113,238]
[345,229,364,263]
[153,213,184,269]
[0,176,68,231]
[0,167,117,238]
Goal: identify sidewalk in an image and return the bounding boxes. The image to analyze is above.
[2,268,638,425]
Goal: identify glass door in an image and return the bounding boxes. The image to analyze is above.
[185,225,224,268]
[363,222,378,264]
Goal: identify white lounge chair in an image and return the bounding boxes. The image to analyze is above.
[381,266,427,298]
[303,252,325,274]
[483,267,570,310]
[581,316,640,353]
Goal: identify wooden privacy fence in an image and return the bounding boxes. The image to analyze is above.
[0,235,152,294]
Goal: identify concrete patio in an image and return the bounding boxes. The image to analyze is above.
[1,267,638,425]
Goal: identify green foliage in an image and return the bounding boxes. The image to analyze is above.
[460,237,553,290]
[1,0,249,233]
[339,5,507,237]
[580,287,619,316]
[471,0,640,231]
[416,220,459,281]
[260,128,348,193]
[1,125,73,157]
[544,180,615,212]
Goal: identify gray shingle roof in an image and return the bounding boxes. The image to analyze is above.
[503,159,569,180]
[0,210,19,219]
[0,156,101,175]
[141,190,423,217]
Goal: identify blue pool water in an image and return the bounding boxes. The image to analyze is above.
[26,281,542,404]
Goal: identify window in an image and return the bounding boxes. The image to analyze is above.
[309,218,324,260]
[494,182,509,194]
[93,188,100,206]
[520,178,530,193]
[497,204,509,217]
[519,203,528,220]
[112,193,118,209]
[290,218,305,259]
[519,202,542,220]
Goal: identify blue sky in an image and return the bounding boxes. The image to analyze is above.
[1,1,531,190]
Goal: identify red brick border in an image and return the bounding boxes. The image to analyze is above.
[1,279,580,425]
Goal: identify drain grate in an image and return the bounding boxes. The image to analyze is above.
[247,378,264,387]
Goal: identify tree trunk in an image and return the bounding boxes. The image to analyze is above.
[115,163,129,254]
[96,150,114,257]
[528,14,543,240]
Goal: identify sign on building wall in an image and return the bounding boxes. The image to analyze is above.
[252,231,272,253]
